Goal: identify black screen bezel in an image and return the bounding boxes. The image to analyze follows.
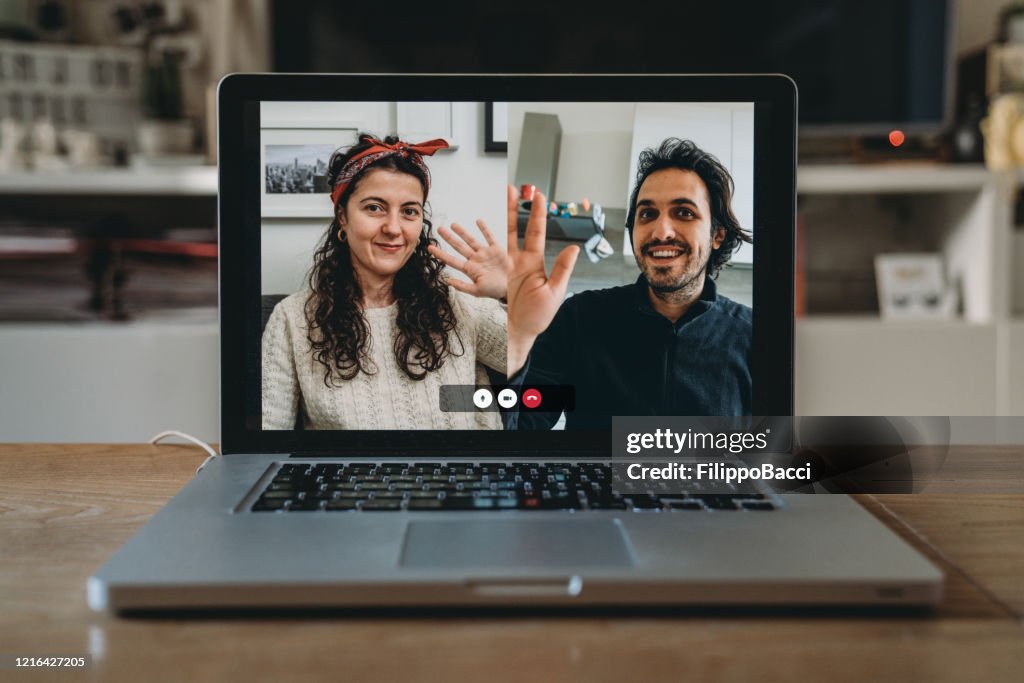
[219,74,795,456]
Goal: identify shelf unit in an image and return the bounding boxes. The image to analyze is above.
[795,163,1021,416]
[797,163,993,194]
[0,162,1020,439]
[0,164,220,442]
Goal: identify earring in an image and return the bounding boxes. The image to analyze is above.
[338,230,347,243]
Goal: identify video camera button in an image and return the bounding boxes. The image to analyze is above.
[497,388,517,408]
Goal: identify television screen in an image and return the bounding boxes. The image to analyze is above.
[272,0,953,136]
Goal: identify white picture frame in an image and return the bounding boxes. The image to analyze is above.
[875,253,956,320]
[396,102,459,150]
[260,122,359,218]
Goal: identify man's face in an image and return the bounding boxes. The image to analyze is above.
[631,168,724,295]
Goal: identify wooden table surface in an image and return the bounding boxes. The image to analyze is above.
[1,444,1022,682]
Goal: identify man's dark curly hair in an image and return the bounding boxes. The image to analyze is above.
[305,133,461,385]
[625,138,751,278]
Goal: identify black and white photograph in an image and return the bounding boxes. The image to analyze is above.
[264,144,332,194]
[260,125,358,217]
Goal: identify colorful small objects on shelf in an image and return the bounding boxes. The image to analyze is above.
[546,201,585,217]
[516,187,604,230]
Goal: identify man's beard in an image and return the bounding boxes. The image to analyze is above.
[635,238,708,298]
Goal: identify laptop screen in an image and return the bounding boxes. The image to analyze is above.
[220,76,795,455]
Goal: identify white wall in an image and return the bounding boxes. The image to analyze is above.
[260,102,506,295]
[956,0,1004,55]
[507,102,635,209]
[507,102,753,202]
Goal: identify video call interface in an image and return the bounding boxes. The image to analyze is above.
[258,101,756,432]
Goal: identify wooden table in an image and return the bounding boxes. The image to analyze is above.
[1,444,1022,682]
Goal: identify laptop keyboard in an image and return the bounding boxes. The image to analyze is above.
[251,462,777,512]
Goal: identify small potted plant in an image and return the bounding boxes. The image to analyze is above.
[137,46,193,157]
[111,1,199,158]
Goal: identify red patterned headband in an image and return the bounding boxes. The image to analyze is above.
[329,137,449,206]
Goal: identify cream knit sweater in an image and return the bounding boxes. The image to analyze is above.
[261,290,507,430]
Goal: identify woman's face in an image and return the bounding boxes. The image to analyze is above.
[337,168,425,285]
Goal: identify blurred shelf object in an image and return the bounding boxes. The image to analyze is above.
[0,164,217,195]
[0,235,77,256]
[0,244,218,323]
[987,42,1024,96]
[0,39,143,157]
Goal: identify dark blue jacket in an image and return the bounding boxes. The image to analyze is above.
[512,275,752,430]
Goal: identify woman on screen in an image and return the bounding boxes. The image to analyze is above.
[261,133,508,429]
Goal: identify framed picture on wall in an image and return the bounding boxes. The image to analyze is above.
[485,102,507,152]
[260,122,359,218]
[396,102,458,149]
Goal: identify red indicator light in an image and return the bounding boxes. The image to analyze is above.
[888,130,905,147]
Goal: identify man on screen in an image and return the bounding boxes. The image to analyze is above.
[506,138,753,429]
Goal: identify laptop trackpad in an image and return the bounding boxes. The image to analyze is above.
[400,519,634,568]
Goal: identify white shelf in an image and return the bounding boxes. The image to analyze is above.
[0,162,994,197]
[0,165,217,196]
[798,163,994,194]
[798,315,992,329]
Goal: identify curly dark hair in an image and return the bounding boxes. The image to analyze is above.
[305,133,462,385]
[625,138,751,278]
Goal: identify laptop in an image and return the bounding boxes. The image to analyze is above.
[88,74,942,612]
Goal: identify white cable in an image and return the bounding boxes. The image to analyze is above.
[149,430,218,457]
[149,431,220,474]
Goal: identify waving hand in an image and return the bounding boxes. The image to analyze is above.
[505,185,579,375]
[428,220,509,301]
